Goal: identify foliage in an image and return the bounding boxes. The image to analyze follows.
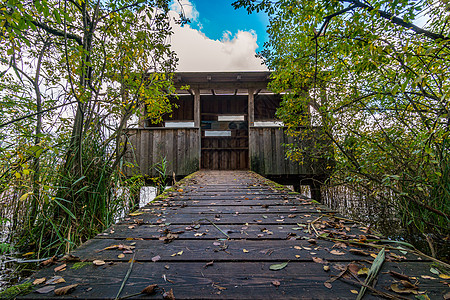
[233,0,449,242]
[0,0,179,258]
[0,282,33,299]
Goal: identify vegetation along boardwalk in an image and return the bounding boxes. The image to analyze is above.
[23,171,449,299]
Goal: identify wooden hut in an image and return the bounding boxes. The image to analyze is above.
[124,71,330,197]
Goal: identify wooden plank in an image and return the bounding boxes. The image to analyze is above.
[72,239,424,263]
[25,261,446,299]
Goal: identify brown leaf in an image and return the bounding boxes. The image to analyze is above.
[54,264,67,272]
[272,280,280,287]
[348,263,360,275]
[307,239,317,244]
[330,250,345,255]
[93,260,106,266]
[312,257,326,264]
[40,256,57,266]
[61,254,81,262]
[389,271,410,281]
[54,284,78,296]
[400,280,418,289]
[390,283,419,294]
[45,276,65,285]
[33,278,46,285]
[349,249,369,256]
[142,284,158,295]
[324,282,332,289]
[163,288,175,300]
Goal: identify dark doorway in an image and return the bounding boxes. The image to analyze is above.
[201,95,249,170]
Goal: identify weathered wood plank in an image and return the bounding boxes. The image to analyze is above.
[25,261,447,299]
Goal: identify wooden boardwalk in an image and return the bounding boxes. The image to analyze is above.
[25,171,449,299]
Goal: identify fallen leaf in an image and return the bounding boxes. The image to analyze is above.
[415,295,431,300]
[54,264,67,272]
[152,255,161,262]
[430,267,440,275]
[350,290,358,294]
[129,211,144,216]
[420,275,437,280]
[323,266,330,272]
[389,271,410,281]
[142,284,158,295]
[54,284,78,296]
[390,283,419,294]
[177,250,183,255]
[243,249,249,253]
[204,261,214,268]
[33,278,46,285]
[312,257,326,264]
[269,262,288,270]
[93,260,106,266]
[439,274,450,279]
[324,282,332,289]
[357,267,370,276]
[22,252,35,257]
[45,276,65,285]
[330,250,345,255]
[349,249,369,256]
[272,280,280,287]
[40,256,57,266]
[35,286,55,294]
[118,254,125,259]
[294,246,302,250]
[163,288,175,300]
[295,255,300,258]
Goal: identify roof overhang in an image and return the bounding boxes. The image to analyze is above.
[173,71,272,95]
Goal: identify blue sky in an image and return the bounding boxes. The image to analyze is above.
[169,0,269,71]
[186,1,269,49]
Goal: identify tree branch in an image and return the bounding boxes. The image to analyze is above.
[344,0,449,41]
[31,20,83,45]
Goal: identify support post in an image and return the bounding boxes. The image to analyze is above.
[193,88,201,169]
[193,88,200,128]
[309,180,322,203]
[248,88,254,127]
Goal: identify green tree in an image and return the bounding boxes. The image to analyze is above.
[233,0,449,249]
[0,0,178,256]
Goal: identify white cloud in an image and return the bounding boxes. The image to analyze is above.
[170,0,199,22]
[168,1,267,72]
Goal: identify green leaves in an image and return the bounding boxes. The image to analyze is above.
[269,262,288,270]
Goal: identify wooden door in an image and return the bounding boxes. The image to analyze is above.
[201,95,249,170]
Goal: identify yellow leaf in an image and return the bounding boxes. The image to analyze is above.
[350,290,358,294]
[118,254,125,259]
[295,255,300,258]
[243,249,249,253]
[20,192,33,201]
[129,211,144,216]
[177,250,183,255]
[22,252,35,257]
[439,274,450,279]
[15,172,21,179]
[294,246,302,250]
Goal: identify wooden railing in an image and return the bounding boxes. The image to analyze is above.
[123,128,200,177]
[249,127,331,177]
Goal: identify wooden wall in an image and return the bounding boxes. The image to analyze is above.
[249,127,329,176]
[124,128,199,177]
